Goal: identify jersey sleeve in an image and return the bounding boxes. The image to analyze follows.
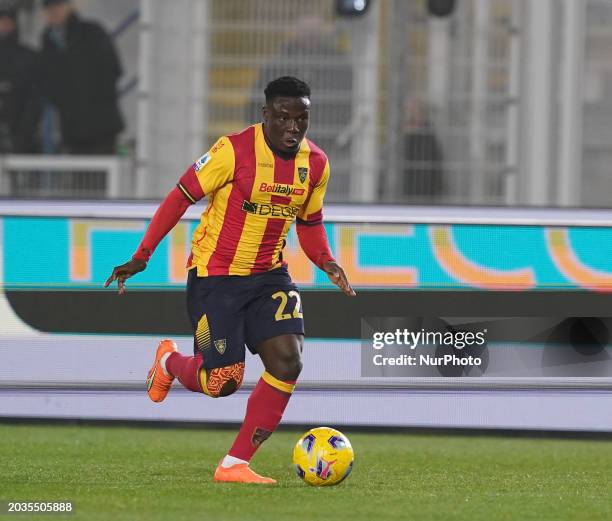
[296,221,336,270]
[132,186,191,261]
[176,136,235,203]
[297,159,330,226]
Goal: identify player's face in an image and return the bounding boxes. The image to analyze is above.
[263,96,310,154]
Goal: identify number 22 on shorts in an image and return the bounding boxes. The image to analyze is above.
[271,290,303,321]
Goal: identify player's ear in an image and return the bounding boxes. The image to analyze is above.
[262,104,268,123]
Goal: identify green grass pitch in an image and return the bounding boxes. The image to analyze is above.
[1,423,611,521]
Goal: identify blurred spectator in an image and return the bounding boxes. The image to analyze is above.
[401,99,444,200]
[40,0,124,155]
[0,3,41,153]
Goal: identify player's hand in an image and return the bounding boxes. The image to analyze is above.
[323,261,356,297]
[104,258,147,295]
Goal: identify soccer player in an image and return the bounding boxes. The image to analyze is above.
[105,76,355,484]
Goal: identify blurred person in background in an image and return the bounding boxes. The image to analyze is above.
[40,0,124,155]
[0,3,41,153]
[401,99,444,201]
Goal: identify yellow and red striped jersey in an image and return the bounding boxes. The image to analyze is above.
[177,123,330,276]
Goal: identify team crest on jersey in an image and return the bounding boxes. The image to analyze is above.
[214,339,227,355]
[298,167,308,183]
[194,153,211,172]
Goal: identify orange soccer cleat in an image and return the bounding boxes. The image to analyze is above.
[146,339,178,402]
[213,462,277,484]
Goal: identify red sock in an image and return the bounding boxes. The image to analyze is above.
[228,372,295,462]
[166,352,203,393]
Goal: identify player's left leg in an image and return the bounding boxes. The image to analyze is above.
[212,266,304,483]
[227,333,302,459]
[214,333,302,484]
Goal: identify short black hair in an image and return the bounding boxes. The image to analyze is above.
[264,76,311,103]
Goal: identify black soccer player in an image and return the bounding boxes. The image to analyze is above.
[106,77,355,483]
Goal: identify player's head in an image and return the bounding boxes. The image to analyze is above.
[43,0,73,28]
[262,76,311,155]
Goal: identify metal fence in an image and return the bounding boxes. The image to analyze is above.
[203,0,498,204]
[380,0,514,205]
[0,155,130,199]
[138,0,517,204]
[207,0,357,201]
[583,0,612,207]
[7,0,612,207]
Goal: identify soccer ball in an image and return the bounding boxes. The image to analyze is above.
[292,427,354,486]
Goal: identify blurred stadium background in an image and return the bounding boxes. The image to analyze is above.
[5,0,612,205]
[2,0,612,444]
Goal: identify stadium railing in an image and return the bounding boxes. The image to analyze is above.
[0,155,129,199]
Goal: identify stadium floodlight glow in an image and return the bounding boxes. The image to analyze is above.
[336,0,371,16]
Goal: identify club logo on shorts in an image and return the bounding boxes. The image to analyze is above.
[298,167,308,183]
[251,427,273,448]
[214,339,227,355]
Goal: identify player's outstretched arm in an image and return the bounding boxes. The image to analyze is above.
[296,221,356,297]
[295,155,354,296]
[104,185,194,294]
[104,258,147,295]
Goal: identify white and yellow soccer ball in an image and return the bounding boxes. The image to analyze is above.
[292,427,354,486]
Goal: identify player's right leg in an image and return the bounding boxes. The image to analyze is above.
[146,343,246,401]
[147,269,248,402]
[167,351,245,397]
[145,339,211,402]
